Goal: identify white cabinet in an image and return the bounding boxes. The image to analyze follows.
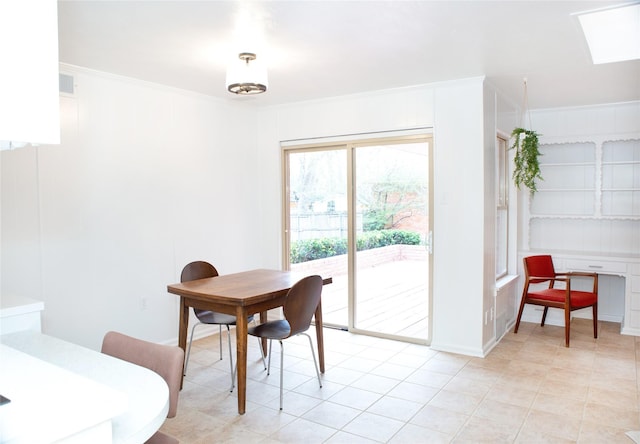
[0,0,60,146]
[563,254,640,336]
[563,258,628,275]
[0,294,44,334]
[625,262,640,334]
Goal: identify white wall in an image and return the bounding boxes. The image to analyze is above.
[1,67,515,356]
[1,65,262,349]
[481,81,520,352]
[429,79,487,355]
[257,78,506,357]
[530,101,640,141]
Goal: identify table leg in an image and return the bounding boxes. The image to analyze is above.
[314,298,325,373]
[178,297,188,352]
[235,306,248,414]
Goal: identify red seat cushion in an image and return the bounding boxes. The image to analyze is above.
[528,289,597,308]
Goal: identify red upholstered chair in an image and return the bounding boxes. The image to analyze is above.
[514,255,598,347]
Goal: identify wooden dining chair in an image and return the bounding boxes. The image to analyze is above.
[101,331,184,444]
[514,255,598,347]
[248,274,323,410]
[181,261,264,391]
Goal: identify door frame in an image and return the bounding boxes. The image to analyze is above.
[282,132,434,345]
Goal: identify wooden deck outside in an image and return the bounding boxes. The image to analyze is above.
[319,260,429,340]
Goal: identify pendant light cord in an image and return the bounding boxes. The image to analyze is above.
[522,78,532,130]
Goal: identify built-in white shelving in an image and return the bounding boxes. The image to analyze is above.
[527,139,639,256]
[521,137,640,336]
[602,139,640,217]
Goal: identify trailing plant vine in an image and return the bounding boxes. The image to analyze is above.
[510,79,543,195]
[510,127,542,195]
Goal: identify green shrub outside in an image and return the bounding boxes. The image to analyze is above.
[290,229,421,264]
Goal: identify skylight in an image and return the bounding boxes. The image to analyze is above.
[576,2,640,64]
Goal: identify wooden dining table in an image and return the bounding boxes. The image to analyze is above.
[167,268,332,414]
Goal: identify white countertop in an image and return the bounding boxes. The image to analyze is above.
[0,331,169,444]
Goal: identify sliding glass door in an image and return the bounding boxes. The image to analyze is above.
[285,147,349,327]
[353,141,430,339]
[284,135,432,343]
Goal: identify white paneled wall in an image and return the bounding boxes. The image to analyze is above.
[2,69,518,356]
[258,77,517,357]
[1,66,262,349]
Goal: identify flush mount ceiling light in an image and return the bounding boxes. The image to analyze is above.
[575,3,640,64]
[226,52,268,95]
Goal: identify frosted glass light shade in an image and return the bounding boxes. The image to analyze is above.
[0,0,60,146]
[226,53,268,95]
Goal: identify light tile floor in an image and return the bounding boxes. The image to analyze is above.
[160,319,640,443]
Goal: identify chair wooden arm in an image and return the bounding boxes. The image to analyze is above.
[561,271,598,292]
[529,275,569,282]
[562,271,598,278]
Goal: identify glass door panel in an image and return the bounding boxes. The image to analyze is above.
[286,148,349,328]
[353,141,430,341]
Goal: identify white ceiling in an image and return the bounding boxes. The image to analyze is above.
[57,0,640,109]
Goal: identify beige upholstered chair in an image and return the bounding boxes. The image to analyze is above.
[248,274,323,410]
[101,331,184,444]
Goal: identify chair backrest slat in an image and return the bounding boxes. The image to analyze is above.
[524,255,556,283]
[181,260,219,282]
[284,275,323,337]
[181,261,219,317]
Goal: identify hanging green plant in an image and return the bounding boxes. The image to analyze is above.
[510,127,542,195]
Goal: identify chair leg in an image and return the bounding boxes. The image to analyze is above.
[230,338,267,391]
[257,338,267,370]
[279,340,284,410]
[218,325,223,360]
[593,303,598,339]
[514,298,527,334]
[564,307,571,347]
[252,319,267,370]
[541,307,549,327]
[302,333,322,388]
[226,325,234,392]
[261,339,283,410]
[183,321,203,376]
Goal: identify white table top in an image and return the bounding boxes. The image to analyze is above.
[0,331,169,444]
[0,344,125,443]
